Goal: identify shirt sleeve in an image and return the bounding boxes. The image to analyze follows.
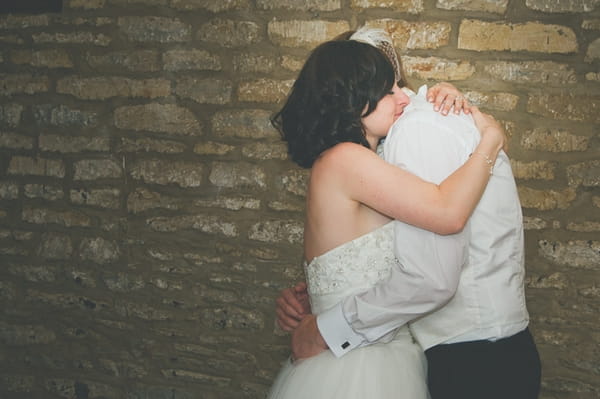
[317,112,472,357]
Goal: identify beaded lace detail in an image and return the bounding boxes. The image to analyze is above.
[304,223,398,312]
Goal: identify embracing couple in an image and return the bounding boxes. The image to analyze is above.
[267,27,541,399]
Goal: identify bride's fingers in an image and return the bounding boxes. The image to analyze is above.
[453,96,471,114]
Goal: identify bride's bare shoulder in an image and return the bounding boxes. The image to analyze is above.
[315,142,375,168]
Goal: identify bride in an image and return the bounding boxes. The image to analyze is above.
[267,33,505,398]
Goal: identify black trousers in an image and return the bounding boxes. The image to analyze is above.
[425,328,541,399]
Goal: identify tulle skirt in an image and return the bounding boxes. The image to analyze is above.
[267,327,430,399]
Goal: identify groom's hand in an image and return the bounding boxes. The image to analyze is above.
[276,282,311,331]
[291,314,328,360]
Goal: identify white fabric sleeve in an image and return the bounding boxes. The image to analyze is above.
[317,112,471,357]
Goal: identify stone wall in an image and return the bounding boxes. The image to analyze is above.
[0,0,598,398]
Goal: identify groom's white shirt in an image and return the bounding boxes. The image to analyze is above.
[317,86,529,357]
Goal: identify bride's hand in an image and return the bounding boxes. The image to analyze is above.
[427,82,473,115]
[470,106,507,153]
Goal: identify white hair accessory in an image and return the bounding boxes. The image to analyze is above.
[349,27,402,83]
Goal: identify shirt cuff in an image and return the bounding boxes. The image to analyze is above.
[316,302,365,358]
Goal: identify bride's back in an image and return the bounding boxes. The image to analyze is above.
[303,142,391,262]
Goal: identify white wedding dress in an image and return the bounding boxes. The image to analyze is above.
[268,222,430,399]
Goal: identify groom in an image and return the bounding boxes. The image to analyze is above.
[275,29,541,399]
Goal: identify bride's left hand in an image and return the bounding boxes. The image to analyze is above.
[427,82,472,115]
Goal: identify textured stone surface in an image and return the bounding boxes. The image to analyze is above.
[511,160,556,180]
[402,56,475,80]
[248,220,303,244]
[85,50,161,72]
[0,74,49,96]
[0,133,34,150]
[163,49,221,71]
[80,237,120,264]
[518,187,577,210]
[257,0,340,10]
[171,0,250,11]
[22,207,92,227]
[147,214,238,236]
[175,78,232,104]
[209,162,266,189]
[364,20,451,49]
[459,20,578,54]
[23,184,64,201]
[268,20,350,47]
[538,240,600,270]
[521,128,589,152]
[130,160,204,187]
[567,160,600,187]
[212,110,279,139]
[39,134,110,153]
[114,104,202,135]
[0,103,23,126]
[437,0,508,13]
[198,19,260,47]
[463,91,519,111]
[526,0,600,13]
[10,49,73,68]
[482,61,577,84]
[8,156,65,178]
[351,0,423,12]
[0,2,597,399]
[238,79,293,103]
[32,32,111,46]
[57,77,171,99]
[527,93,600,122]
[70,188,121,209]
[118,17,191,42]
[586,38,600,62]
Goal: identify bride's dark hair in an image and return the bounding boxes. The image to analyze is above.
[271,40,395,168]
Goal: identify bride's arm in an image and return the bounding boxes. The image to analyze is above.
[331,107,504,235]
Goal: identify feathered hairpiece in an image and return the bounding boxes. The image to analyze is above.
[349,27,402,84]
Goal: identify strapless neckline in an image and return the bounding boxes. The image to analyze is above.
[306,222,394,267]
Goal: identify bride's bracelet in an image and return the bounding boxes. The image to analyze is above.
[470,151,494,175]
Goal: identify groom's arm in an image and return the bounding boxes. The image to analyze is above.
[316,113,473,358]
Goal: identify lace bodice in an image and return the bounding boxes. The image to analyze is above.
[304,222,398,314]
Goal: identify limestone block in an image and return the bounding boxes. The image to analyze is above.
[118,16,191,42]
[268,20,349,48]
[437,0,508,13]
[8,156,65,178]
[175,78,232,104]
[459,20,578,54]
[163,49,221,71]
[364,19,451,49]
[57,77,171,99]
[518,186,576,210]
[130,159,204,187]
[73,159,123,180]
[212,110,278,139]
[32,32,111,46]
[85,50,161,72]
[198,19,260,47]
[510,160,556,180]
[80,237,120,264]
[115,104,202,136]
[209,162,266,189]
[538,240,600,270]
